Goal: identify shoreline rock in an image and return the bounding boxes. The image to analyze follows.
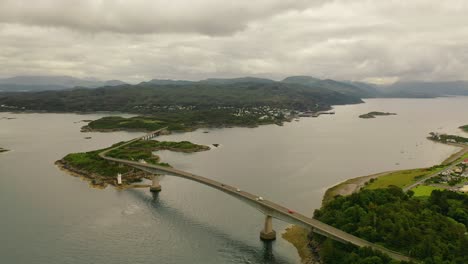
[55,159,152,189]
[56,141,210,189]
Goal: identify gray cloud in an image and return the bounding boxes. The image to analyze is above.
[0,0,468,84]
[0,0,316,35]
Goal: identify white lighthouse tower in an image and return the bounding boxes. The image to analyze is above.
[117,173,122,185]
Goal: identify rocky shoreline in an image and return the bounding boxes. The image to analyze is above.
[57,140,211,189]
[55,159,152,189]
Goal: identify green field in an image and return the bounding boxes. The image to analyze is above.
[364,151,467,191]
[365,167,442,189]
[86,116,170,131]
[106,140,209,165]
[412,185,444,197]
[63,145,131,178]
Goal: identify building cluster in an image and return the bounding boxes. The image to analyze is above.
[129,104,293,120]
[132,104,196,111]
[0,104,24,110]
[231,106,292,120]
[429,159,468,187]
[429,132,468,144]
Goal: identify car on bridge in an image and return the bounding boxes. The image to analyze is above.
[255,196,264,201]
[236,188,241,192]
[288,209,295,214]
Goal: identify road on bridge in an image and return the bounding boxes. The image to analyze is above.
[99,128,412,262]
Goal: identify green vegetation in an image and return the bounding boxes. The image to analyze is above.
[85,116,169,132]
[359,111,397,119]
[59,139,209,187]
[313,129,468,263]
[84,108,286,132]
[106,140,209,165]
[364,166,444,189]
[461,125,468,132]
[439,134,468,144]
[313,187,468,263]
[63,144,131,177]
[411,185,443,197]
[429,132,468,144]
[0,80,363,114]
[425,162,467,186]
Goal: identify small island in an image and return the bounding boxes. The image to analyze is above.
[460,124,468,132]
[0,147,8,153]
[359,111,397,119]
[56,139,209,188]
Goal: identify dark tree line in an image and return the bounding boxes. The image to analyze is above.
[313,187,468,264]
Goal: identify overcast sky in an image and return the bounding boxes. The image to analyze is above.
[0,0,467,84]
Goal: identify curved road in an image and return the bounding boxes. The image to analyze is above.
[403,144,468,192]
[99,128,412,262]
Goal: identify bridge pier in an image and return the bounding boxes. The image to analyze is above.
[150,175,162,192]
[260,215,276,241]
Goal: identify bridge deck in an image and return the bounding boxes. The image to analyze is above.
[99,128,412,262]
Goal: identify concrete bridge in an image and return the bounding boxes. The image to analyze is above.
[99,128,412,262]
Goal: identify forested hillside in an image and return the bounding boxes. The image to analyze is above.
[0,80,363,113]
[313,188,468,264]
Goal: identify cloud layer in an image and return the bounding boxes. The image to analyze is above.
[0,0,467,83]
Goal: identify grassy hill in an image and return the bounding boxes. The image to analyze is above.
[0,80,364,113]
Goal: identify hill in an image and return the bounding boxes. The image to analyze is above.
[0,75,127,92]
[282,76,381,98]
[0,80,363,113]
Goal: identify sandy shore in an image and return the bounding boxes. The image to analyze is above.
[321,170,396,204]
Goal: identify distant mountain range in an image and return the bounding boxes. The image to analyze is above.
[148,76,468,98]
[2,74,468,114]
[0,75,127,92]
[1,75,468,99]
[376,81,468,98]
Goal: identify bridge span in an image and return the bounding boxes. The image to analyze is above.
[99,128,411,262]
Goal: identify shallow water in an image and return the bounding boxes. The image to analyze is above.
[0,97,467,264]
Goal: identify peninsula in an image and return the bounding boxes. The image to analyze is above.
[284,126,468,264]
[359,111,397,119]
[56,139,209,188]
